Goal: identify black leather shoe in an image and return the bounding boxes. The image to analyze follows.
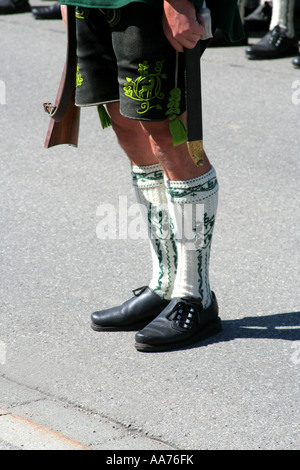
[0,0,30,14]
[292,55,300,68]
[135,292,221,352]
[91,286,170,331]
[32,2,61,19]
[292,41,300,68]
[245,26,297,60]
[208,28,248,47]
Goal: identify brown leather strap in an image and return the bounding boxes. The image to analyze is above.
[43,5,77,122]
[43,5,80,148]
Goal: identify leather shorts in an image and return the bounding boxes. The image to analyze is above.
[75,3,186,121]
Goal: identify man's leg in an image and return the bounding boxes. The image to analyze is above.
[108,103,217,307]
[91,104,176,330]
[107,102,177,301]
[131,116,220,352]
[89,2,221,347]
[270,0,295,38]
[137,117,211,181]
[106,102,159,167]
[103,104,221,351]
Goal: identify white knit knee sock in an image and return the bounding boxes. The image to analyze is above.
[270,0,295,37]
[238,0,246,23]
[131,164,177,300]
[166,166,219,309]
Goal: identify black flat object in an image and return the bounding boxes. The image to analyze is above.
[32,2,61,19]
[292,55,300,68]
[91,286,170,331]
[135,292,221,352]
[0,0,30,14]
[245,26,297,59]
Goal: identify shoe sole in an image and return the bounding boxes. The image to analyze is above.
[134,317,222,352]
[246,48,298,60]
[90,319,155,332]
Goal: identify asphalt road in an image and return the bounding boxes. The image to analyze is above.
[0,7,299,450]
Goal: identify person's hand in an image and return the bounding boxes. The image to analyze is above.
[61,4,67,28]
[163,0,204,52]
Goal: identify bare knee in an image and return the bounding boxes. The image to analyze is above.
[106,103,140,149]
[107,103,135,139]
[106,103,159,165]
[141,120,211,179]
[141,120,185,171]
[141,120,173,148]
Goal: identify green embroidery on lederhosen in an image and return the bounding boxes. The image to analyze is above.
[166,87,182,123]
[123,60,167,115]
[165,87,187,146]
[76,66,83,88]
[75,8,89,19]
[99,8,121,27]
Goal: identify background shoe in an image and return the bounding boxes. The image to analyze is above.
[292,55,300,68]
[246,25,298,59]
[32,1,61,19]
[209,28,248,47]
[292,41,300,68]
[135,292,222,352]
[0,0,31,14]
[244,1,272,32]
[91,286,170,331]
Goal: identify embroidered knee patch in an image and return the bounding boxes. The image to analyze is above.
[123,60,167,115]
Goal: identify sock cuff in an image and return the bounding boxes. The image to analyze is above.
[165,166,219,203]
[131,164,164,189]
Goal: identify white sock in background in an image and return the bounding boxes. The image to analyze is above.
[270,0,295,37]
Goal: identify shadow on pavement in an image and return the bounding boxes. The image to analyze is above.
[184,310,300,352]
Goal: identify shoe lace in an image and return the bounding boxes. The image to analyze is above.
[269,25,285,47]
[168,299,202,330]
[132,286,148,296]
